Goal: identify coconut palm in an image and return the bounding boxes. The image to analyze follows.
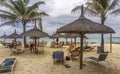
[38,18,43,31]
[72,0,120,52]
[0,0,48,46]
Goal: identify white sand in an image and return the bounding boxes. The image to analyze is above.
[0,44,120,74]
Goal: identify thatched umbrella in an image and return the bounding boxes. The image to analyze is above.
[7,29,22,41]
[0,32,7,42]
[57,5,115,69]
[50,33,64,47]
[63,33,88,46]
[50,33,64,38]
[21,22,49,53]
[69,33,87,46]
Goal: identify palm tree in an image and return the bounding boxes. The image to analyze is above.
[72,0,120,52]
[0,0,48,46]
[38,18,43,31]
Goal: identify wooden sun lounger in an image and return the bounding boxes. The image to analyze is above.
[0,58,16,74]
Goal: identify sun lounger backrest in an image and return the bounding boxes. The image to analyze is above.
[97,53,108,62]
[52,51,64,60]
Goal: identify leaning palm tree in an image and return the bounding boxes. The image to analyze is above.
[72,0,120,52]
[0,0,48,46]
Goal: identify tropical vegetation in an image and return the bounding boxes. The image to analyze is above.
[72,0,120,52]
[0,0,48,46]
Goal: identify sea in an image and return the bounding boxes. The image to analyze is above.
[1,37,120,45]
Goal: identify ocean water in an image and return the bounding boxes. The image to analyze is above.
[1,37,120,45]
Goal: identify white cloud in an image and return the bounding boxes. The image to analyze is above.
[0,0,120,38]
[0,26,21,35]
[48,0,86,17]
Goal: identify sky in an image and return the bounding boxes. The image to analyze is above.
[0,0,120,38]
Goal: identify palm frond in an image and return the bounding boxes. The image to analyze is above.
[85,2,98,15]
[0,9,17,16]
[85,7,99,16]
[0,1,20,15]
[16,0,26,14]
[86,1,102,16]
[107,8,120,16]
[0,19,21,27]
[10,0,25,15]
[0,14,17,20]
[97,0,108,9]
[26,10,48,19]
[26,1,45,15]
[107,0,120,11]
[38,12,49,16]
[28,11,37,18]
[23,0,29,6]
[26,17,42,22]
[71,6,82,13]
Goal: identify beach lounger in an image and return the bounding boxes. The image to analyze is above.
[85,53,108,63]
[52,51,64,64]
[10,47,24,56]
[85,52,117,73]
[70,50,80,61]
[0,58,16,74]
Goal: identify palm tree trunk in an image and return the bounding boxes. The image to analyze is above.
[101,34,104,52]
[23,23,26,47]
[101,18,105,53]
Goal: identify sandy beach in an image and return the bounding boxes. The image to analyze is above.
[0,44,120,74]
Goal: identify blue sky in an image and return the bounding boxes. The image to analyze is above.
[0,0,120,38]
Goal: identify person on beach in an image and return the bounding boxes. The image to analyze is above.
[30,43,34,53]
[17,41,22,46]
[12,40,17,49]
[67,43,74,55]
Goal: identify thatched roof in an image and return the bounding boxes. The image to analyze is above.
[21,25,49,38]
[57,17,115,33]
[0,32,7,38]
[64,33,88,39]
[50,33,64,38]
[57,6,115,34]
[7,30,21,38]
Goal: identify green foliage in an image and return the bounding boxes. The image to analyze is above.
[0,0,48,27]
[0,0,48,45]
[72,0,120,19]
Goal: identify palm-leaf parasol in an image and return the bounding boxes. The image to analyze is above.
[0,32,7,42]
[7,29,22,41]
[57,5,115,69]
[50,33,64,47]
[64,33,88,46]
[21,22,49,53]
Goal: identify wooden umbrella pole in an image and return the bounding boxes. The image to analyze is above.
[74,37,76,47]
[35,37,37,53]
[71,36,72,43]
[110,33,112,53]
[80,33,84,69]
